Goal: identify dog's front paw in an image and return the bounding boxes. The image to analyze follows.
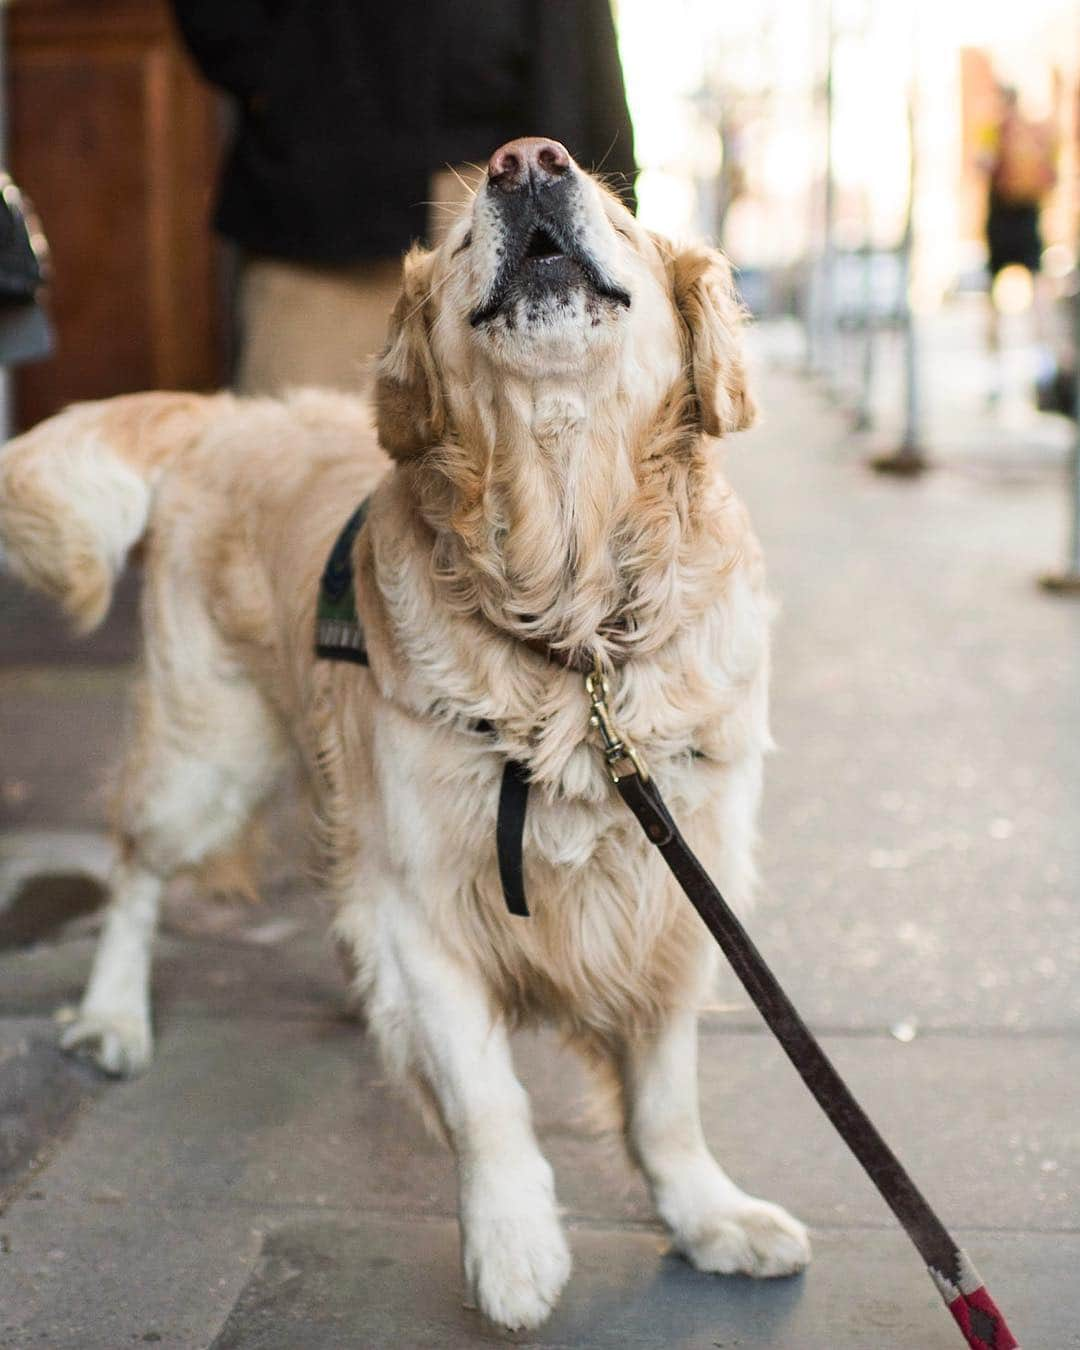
[59,1008,152,1078]
[462,1187,572,1330]
[676,1196,811,1278]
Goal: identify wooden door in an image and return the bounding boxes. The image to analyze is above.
[8,0,225,430]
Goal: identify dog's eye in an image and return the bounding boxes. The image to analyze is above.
[614,227,632,240]
[451,231,472,258]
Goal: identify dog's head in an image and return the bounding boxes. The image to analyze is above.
[376,137,754,459]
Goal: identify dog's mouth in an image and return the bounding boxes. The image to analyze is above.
[523,226,563,263]
[470,210,631,327]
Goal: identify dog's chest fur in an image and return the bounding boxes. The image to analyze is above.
[311,469,769,1036]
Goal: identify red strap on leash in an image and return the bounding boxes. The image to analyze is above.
[930,1251,1019,1350]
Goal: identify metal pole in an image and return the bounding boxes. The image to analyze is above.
[1071,290,1080,571]
[852,1,878,433]
[871,33,929,474]
[1069,356,1080,569]
[810,0,837,383]
[1040,281,1080,591]
[819,0,837,380]
[853,240,876,429]
[1039,27,1080,592]
[803,0,832,375]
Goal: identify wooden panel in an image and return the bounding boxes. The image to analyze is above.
[8,0,224,430]
[12,46,157,410]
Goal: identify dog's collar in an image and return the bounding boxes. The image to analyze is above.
[516,633,622,676]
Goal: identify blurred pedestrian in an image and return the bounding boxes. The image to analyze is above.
[979,82,1058,402]
[171,1,637,397]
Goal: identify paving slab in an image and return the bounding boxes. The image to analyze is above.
[0,1022,101,1205]
[1,1196,261,1350]
[207,1219,1078,1350]
[3,1209,1073,1350]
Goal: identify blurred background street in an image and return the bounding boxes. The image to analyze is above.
[1,0,1079,1346]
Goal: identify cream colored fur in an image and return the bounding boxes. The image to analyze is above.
[0,161,809,1328]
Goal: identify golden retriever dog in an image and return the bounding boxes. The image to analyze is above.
[0,137,809,1329]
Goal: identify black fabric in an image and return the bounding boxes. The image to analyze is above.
[437,1,530,167]
[615,769,963,1281]
[0,179,53,365]
[496,759,531,917]
[0,296,52,367]
[171,0,637,263]
[986,195,1043,276]
[0,187,45,304]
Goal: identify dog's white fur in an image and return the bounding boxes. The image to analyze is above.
[0,158,809,1327]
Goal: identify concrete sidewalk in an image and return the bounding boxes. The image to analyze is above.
[1,348,1078,1348]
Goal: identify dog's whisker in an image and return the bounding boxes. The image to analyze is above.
[444,163,480,197]
[592,132,621,177]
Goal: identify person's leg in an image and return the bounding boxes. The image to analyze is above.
[233,169,480,398]
[985,204,1007,405]
[986,268,1004,407]
[235,255,402,397]
[1030,263,1059,387]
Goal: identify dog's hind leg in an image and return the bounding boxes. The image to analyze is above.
[61,669,286,1077]
[618,1007,812,1279]
[347,900,571,1331]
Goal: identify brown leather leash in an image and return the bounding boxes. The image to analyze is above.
[584,655,1020,1350]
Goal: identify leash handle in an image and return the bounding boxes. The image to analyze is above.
[931,1250,1020,1350]
[615,771,1020,1350]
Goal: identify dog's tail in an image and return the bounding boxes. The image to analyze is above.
[0,391,223,632]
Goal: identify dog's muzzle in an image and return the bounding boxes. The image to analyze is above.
[470,137,632,326]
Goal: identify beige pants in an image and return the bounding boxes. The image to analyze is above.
[235,168,475,396]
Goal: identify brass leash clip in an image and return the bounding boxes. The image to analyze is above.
[585,652,649,783]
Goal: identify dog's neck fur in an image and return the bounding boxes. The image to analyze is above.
[415,365,726,664]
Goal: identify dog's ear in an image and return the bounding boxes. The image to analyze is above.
[375,246,445,459]
[664,240,756,437]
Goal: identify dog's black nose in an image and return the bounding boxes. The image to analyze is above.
[487,138,571,192]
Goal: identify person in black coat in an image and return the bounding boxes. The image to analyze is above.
[171,0,637,393]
